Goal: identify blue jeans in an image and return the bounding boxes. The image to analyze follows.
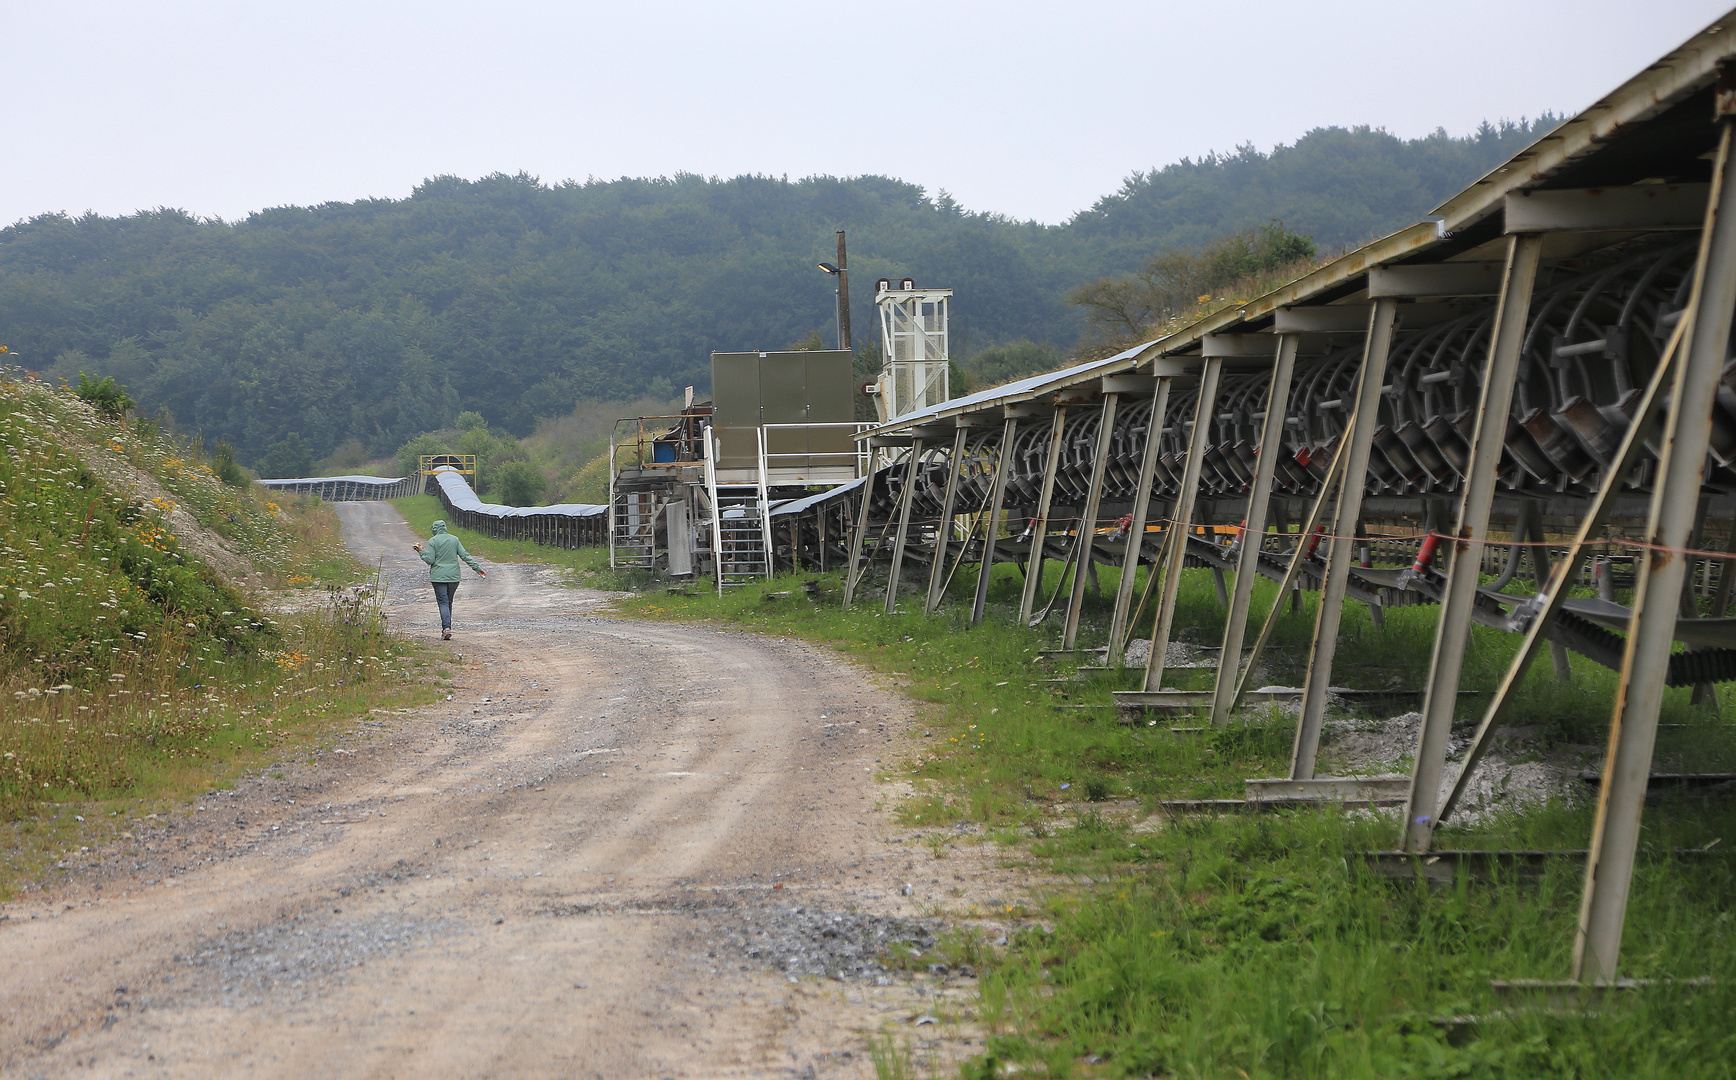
[432,581,459,630]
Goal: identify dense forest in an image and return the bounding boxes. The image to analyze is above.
[0,118,1554,467]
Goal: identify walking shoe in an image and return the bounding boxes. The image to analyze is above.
[442,629,452,640]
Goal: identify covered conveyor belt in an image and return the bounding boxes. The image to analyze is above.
[828,11,1736,990]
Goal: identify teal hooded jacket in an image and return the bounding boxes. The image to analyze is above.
[419,521,483,583]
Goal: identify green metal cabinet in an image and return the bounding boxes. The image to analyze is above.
[710,350,854,472]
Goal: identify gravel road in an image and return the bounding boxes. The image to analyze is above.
[0,503,970,1079]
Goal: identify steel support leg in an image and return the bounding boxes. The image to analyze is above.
[926,428,971,613]
[1401,233,1542,851]
[1575,118,1736,985]
[884,440,926,614]
[1143,359,1223,691]
[1231,436,1352,716]
[1108,380,1172,665]
[1438,314,1690,825]
[1290,298,1398,779]
[1063,394,1121,649]
[1018,408,1069,625]
[842,465,877,609]
[970,418,1019,626]
[1211,335,1298,723]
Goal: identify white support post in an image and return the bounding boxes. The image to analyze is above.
[1575,117,1736,986]
[703,433,725,596]
[755,427,774,579]
[607,436,618,570]
[1211,336,1299,723]
[1143,358,1223,692]
[1290,298,1399,779]
[1401,232,1543,852]
[1107,380,1172,665]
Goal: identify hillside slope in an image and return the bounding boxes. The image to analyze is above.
[0,370,405,820]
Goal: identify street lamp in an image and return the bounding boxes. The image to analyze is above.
[815,231,852,351]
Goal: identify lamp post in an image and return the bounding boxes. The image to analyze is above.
[816,230,852,351]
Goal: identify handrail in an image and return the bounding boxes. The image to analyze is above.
[610,413,711,470]
[702,432,725,595]
[753,428,775,577]
[716,421,875,477]
[606,435,617,568]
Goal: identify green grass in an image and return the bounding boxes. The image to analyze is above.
[616,561,1736,1079]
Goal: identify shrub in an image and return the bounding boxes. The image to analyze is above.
[74,372,134,421]
[210,442,249,487]
[494,459,548,506]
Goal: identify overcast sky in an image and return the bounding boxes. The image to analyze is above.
[5,1,1731,229]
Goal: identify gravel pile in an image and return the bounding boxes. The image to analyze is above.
[714,904,939,982]
[1093,637,1205,671]
[1322,711,1586,824]
[545,893,945,982]
[156,909,454,1009]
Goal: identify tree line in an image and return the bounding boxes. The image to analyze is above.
[0,118,1556,470]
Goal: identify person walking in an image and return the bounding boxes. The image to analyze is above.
[414,520,486,640]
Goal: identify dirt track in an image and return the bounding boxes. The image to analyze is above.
[0,503,981,1079]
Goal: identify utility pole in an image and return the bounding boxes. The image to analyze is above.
[835,230,852,351]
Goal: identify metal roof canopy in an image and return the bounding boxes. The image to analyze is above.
[863,7,1736,435]
[855,343,1146,434]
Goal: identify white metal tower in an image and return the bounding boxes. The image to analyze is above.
[873,277,952,422]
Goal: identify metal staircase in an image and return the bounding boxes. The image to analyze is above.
[712,490,770,586]
[609,487,660,570]
[700,433,773,592]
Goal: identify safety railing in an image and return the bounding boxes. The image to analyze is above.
[609,414,710,471]
[753,422,874,482]
[418,454,477,475]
